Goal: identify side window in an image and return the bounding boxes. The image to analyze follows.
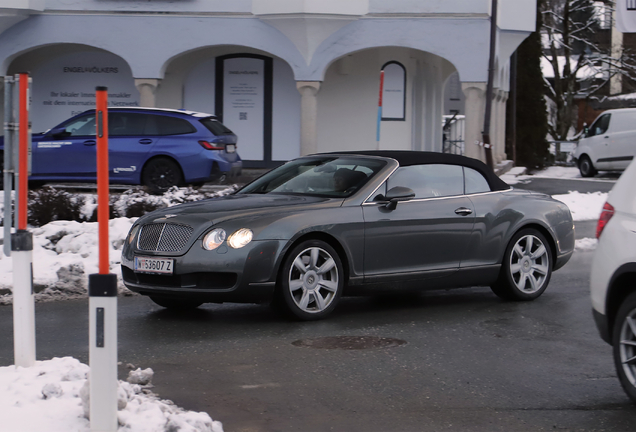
[464,167,491,194]
[62,114,96,137]
[386,164,463,199]
[153,115,197,136]
[587,114,611,137]
[109,113,147,136]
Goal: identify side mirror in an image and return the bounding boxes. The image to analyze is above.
[583,123,589,137]
[46,127,70,139]
[385,186,415,210]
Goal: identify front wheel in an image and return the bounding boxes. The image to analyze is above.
[142,157,183,194]
[149,296,203,310]
[278,240,344,321]
[612,292,636,404]
[579,156,596,178]
[491,229,553,301]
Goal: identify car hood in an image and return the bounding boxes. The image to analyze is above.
[137,193,338,228]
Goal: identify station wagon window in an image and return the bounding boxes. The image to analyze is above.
[109,113,147,136]
[587,114,611,137]
[62,114,96,136]
[464,167,491,194]
[386,164,464,199]
[146,115,196,136]
[200,118,234,136]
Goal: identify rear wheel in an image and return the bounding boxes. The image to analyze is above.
[149,296,203,310]
[612,292,636,404]
[579,155,596,178]
[142,157,183,194]
[278,240,343,321]
[491,228,553,301]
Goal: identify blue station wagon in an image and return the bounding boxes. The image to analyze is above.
[0,107,242,192]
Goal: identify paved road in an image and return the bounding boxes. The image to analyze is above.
[1,250,635,431]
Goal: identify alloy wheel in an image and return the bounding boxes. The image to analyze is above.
[288,247,339,314]
[619,309,636,387]
[509,234,550,294]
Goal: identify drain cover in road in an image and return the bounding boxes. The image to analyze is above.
[292,336,406,350]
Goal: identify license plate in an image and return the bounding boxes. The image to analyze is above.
[226,144,236,153]
[134,256,174,274]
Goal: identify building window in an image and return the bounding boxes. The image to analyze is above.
[381,61,406,121]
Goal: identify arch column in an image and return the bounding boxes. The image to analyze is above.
[461,82,487,162]
[496,90,509,163]
[134,78,161,108]
[296,81,321,156]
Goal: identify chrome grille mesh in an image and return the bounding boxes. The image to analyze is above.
[137,223,194,252]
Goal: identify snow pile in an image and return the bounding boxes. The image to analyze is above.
[0,357,223,432]
[0,218,136,304]
[501,166,583,184]
[552,191,607,221]
[575,237,598,251]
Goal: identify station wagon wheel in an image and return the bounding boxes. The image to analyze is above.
[149,296,203,310]
[578,155,596,178]
[142,157,183,194]
[491,228,552,301]
[279,240,343,320]
[612,292,636,403]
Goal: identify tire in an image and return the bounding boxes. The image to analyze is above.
[149,296,203,310]
[612,292,636,404]
[491,228,553,301]
[142,157,183,194]
[579,156,596,178]
[278,240,344,320]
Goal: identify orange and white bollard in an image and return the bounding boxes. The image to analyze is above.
[12,72,35,368]
[88,86,118,432]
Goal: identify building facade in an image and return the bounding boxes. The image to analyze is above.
[0,0,537,167]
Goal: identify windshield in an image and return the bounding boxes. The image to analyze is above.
[237,156,386,198]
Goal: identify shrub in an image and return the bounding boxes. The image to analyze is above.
[28,187,86,226]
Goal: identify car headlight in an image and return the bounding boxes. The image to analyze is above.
[203,228,226,250]
[227,228,253,249]
[127,225,140,245]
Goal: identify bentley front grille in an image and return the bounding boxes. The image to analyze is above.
[137,223,194,252]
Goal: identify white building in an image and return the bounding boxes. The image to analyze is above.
[0,0,536,168]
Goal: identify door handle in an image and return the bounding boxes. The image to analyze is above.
[83,140,96,146]
[455,207,473,216]
[139,139,153,145]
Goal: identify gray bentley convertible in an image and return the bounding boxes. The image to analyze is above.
[121,151,575,320]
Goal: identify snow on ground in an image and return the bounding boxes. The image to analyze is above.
[0,357,223,432]
[500,165,584,184]
[0,218,136,304]
[552,191,607,222]
[575,237,598,251]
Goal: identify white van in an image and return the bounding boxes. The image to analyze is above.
[573,108,636,177]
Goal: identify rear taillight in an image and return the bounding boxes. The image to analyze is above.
[596,202,615,238]
[198,140,224,150]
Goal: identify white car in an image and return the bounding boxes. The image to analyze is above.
[574,108,636,177]
[590,159,636,402]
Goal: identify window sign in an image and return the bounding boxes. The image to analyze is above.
[381,62,406,121]
[222,57,265,160]
[30,51,139,133]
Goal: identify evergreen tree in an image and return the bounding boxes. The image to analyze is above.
[507,0,550,170]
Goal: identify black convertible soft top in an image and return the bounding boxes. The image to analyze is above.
[325,150,511,192]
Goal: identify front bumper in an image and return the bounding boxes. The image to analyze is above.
[121,239,284,303]
[593,308,611,344]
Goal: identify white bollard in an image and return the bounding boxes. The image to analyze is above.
[88,273,118,432]
[12,231,35,367]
